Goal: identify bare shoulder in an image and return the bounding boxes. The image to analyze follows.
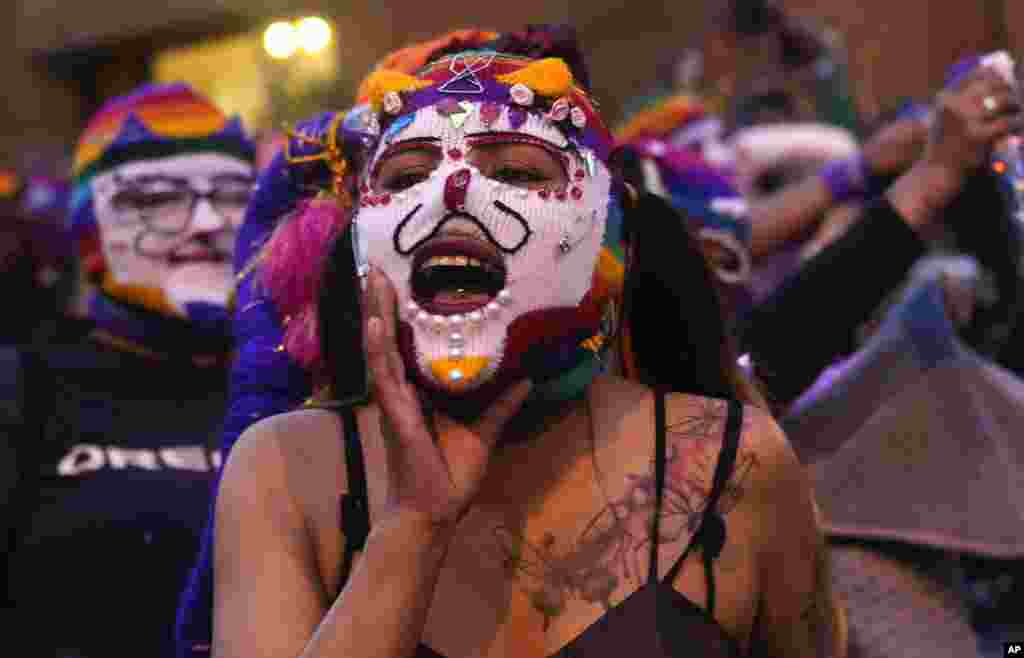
[732,401,797,463]
[729,403,807,502]
[225,408,341,470]
[213,410,346,658]
[221,408,346,504]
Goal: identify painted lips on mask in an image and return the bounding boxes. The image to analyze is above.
[141,232,233,266]
[409,220,508,315]
[167,246,230,265]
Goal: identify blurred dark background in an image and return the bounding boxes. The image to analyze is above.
[0,0,1018,170]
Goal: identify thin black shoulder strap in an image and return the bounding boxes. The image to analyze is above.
[648,390,667,584]
[338,406,370,585]
[665,399,744,616]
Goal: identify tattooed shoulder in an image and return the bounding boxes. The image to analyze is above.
[663,395,760,520]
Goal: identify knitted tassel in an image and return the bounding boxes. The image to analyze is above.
[358,70,433,111]
[496,58,574,98]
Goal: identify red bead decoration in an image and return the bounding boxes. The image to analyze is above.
[556,189,567,201]
[480,102,502,128]
[539,188,550,200]
[444,168,471,211]
[448,148,463,161]
[571,187,583,200]
[575,169,585,181]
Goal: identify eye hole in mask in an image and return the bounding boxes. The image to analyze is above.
[753,159,821,197]
[699,229,751,285]
[372,134,570,194]
[372,139,443,193]
[754,168,788,196]
[465,133,569,190]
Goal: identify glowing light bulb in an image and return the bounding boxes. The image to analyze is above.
[297,16,332,55]
[264,22,298,60]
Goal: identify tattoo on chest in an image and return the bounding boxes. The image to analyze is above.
[493,398,758,629]
[493,528,620,629]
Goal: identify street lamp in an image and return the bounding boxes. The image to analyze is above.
[263,21,298,60]
[297,17,333,55]
[264,17,333,60]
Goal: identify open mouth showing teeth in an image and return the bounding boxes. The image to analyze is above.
[411,236,507,315]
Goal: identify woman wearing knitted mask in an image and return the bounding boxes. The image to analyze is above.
[2,83,256,658]
[212,27,842,658]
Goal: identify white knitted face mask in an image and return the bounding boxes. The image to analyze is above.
[353,102,611,393]
[91,153,254,314]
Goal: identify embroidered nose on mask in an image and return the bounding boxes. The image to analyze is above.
[445,168,471,212]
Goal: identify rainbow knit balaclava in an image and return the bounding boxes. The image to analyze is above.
[69,83,255,351]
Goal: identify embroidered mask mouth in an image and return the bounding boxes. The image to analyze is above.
[167,247,230,265]
[411,233,507,315]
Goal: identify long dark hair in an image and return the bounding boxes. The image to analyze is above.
[318,225,368,405]
[621,190,766,405]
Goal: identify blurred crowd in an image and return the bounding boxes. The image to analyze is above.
[2,2,1024,657]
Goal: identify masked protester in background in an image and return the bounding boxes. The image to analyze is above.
[609,85,911,382]
[610,84,860,325]
[177,25,844,658]
[613,0,872,311]
[0,83,256,658]
[624,46,1024,657]
[740,53,1024,409]
[0,171,76,345]
[613,125,753,329]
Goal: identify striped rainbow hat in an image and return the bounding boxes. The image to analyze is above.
[69,83,255,277]
[71,83,254,183]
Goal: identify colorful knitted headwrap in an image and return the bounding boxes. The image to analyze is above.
[616,94,751,283]
[624,139,748,242]
[614,93,709,145]
[69,83,256,276]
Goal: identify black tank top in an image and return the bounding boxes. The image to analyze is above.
[336,393,746,658]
